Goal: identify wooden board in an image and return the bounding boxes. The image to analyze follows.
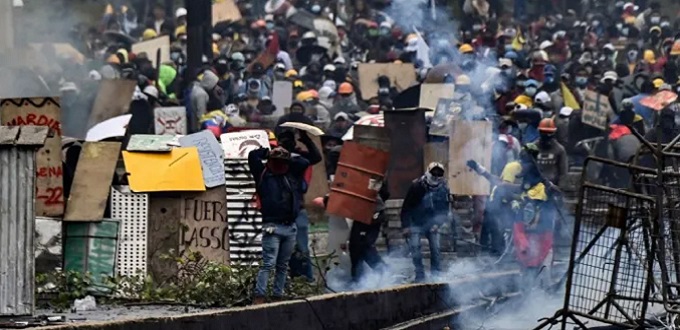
[430,98,461,136]
[303,135,329,210]
[131,36,170,68]
[357,63,416,100]
[582,90,612,131]
[424,141,449,172]
[449,120,493,196]
[384,109,426,199]
[419,84,455,110]
[180,187,229,264]
[353,125,391,152]
[147,195,181,283]
[154,106,187,135]
[212,0,242,24]
[88,79,137,129]
[1,97,64,216]
[64,142,122,221]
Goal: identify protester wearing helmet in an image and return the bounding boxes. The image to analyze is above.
[536,118,568,186]
[401,162,450,282]
[331,82,360,117]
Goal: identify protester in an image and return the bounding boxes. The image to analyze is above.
[401,163,450,282]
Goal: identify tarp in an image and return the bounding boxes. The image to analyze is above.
[122,147,206,192]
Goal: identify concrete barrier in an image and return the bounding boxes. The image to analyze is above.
[40,271,519,330]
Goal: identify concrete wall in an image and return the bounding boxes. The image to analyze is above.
[41,271,519,330]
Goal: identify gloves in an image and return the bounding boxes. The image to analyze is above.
[466,159,479,172]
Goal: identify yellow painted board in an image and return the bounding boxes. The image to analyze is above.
[122,147,206,193]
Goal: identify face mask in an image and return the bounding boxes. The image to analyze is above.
[266,22,275,30]
[628,51,638,61]
[525,87,537,97]
[616,23,623,30]
[543,111,554,118]
[267,159,290,174]
[661,21,671,28]
[576,76,588,87]
[650,17,661,24]
[544,76,555,84]
[502,68,513,76]
[518,122,528,130]
[425,172,445,187]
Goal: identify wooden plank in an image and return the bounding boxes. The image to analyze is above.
[64,142,122,221]
[88,79,137,129]
[16,126,49,146]
[1,97,64,216]
[212,0,242,24]
[358,63,416,100]
[131,36,170,68]
[0,125,19,145]
[423,141,449,172]
[180,187,229,264]
[449,120,493,196]
[303,136,328,213]
[147,195,181,283]
[419,84,455,110]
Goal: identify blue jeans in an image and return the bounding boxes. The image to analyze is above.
[254,222,297,297]
[289,210,314,281]
[409,226,442,281]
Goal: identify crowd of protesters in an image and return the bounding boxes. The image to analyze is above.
[19,0,680,302]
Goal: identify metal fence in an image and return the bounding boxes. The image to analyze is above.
[0,126,47,316]
[224,159,263,265]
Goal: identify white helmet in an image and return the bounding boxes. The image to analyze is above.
[175,7,187,19]
[534,91,551,105]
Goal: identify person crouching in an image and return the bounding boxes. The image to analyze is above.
[248,146,310,304]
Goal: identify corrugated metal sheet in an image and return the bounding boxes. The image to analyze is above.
[0,125,48,316]
[225,159,263,265]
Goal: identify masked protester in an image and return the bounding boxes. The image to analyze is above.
[401,163,450,282]
[274,130,323,283]
[536,118,568,186]
[275,101,315,135]
[515,79,540,108]
[248,146,310,304]
[467,148,559,288]
[331,83,361,117]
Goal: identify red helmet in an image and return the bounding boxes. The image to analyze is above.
[538,118,557,133]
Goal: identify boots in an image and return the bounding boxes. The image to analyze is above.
[252,296,267,305]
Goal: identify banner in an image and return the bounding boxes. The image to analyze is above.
[449,120,493,196]
[154,106,187,135]
[220,130,270,159]
[1,97,64,216]
[180,187,229,264]
[64,142,122,221]
[582,91,612,130]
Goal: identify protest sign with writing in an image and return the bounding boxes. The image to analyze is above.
[358,63,416,100]
[582,91,612,130]
[180,131,226,188]
[180,187,229,264]
[64,142,122,222]
[1,97,64,216]
[131,36,170,68]
[154,106,187,135]
[220,130,270,159]
[122,147,206,192]
[419,84,455,110]
[449,120,493,196]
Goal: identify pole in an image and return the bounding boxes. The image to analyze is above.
[185,0,211,81]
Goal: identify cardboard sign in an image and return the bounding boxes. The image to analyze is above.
[212,0,242,24]
[358,63,417,100]
[220,130,270,159]
[641,91,678,111]
[64,142,122,222]
[449,120,493,196]
[419,84,455,110]
[132,36,170,68]
[127,134,175,152]
[154,106,187,135]
[582,91,612,130]
[180,131,226,188]
[272,81,293,117]
[1,97,64,216]
[180,186,229,264]
[122,147,206,193]
[430,98,461,136]
[302,135,329,209]
[88,79,137,129]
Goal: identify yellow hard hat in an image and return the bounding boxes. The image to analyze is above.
[175,25,187,38]
[285,69,298,78]
[653,78,665,88]
[455,74,471,85]
[459,43,474,54]
[142,29,158,41]
[644,50,656,64]
[296,91,313,102]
